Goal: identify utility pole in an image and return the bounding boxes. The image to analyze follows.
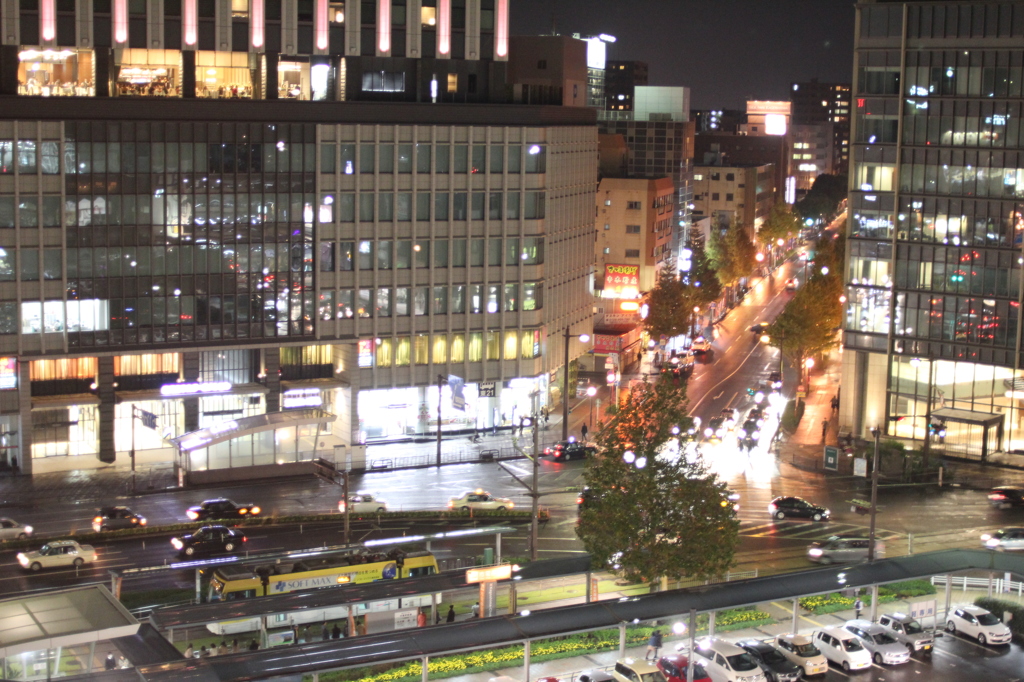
[436,374,445,467]
[342,469,350,545]
[922,356,936,469]
[530,390,540,560]
[562,327,572,442]
[868,426,881,562]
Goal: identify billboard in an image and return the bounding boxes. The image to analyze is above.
[604,264,640,298]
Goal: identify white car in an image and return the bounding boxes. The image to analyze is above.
[447,490,514,511]
[610,657,667,682]
[694,638,767,682]
[843,620,911,665]
[772,634,828,676]
[812,628,871,672]
[17,540,97,571]
[690,337,712,354]
[946,605,1012,645]
[981,527,1024,551]
[339,494,388,514]
[0,518,33,541]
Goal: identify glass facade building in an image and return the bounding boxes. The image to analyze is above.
[842,0,1024,460]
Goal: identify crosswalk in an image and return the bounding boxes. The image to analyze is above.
[737,517,904,542]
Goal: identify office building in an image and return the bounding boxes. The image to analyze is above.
[791,121,836,194]
[695,132,790,205]
[692,161,775,233]
[605,60,647,112]
[791,80,852,176]
[0,0,598,478]
[595,176,674,296]
[841,0,1024,462]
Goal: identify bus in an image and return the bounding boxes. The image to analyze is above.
[205,550,440,635]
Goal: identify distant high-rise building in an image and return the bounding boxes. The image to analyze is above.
[791,80,851,176]
[690,109,745,134]
[842,0,1024,461]
[605,60,648,111]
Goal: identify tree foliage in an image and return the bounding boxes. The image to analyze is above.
[795,174,848,223]
[576,379,740,584]
[685,240,722,307]
[707,219,758,287]
[756,203,800,248]
[643,270,692,340]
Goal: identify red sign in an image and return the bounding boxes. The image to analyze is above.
[604,264,640,296]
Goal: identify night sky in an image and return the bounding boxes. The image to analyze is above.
[510,0,858,109]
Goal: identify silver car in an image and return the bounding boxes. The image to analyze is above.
[981,528,1024,551]
[0,518,33,541]
[844,620,911,665]
[877,612,933,654]
[806,535,884,564]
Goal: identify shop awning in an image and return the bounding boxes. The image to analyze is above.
[930,407,1003,427]
[169,408,337,453]
[0,585,139,658]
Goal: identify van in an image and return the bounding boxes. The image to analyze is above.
[806,535,884,564]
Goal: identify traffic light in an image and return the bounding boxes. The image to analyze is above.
[746,387,756,396]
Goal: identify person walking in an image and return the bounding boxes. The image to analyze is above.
[581,423,589,441]
[104,653,117,670]
[446,605,456,623]
[248,639,259,651]
[321,621,330,641]
[471,602,480,618]
[854,597,864,620]
[645,630,663,662]
[821,419,829,441]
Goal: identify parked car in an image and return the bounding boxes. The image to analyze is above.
[946,605,1012,645]
[734,639,801,682]
[771,634,828,677]
[694,638,767,682]
[447,490,513,511]
[657,654,711,682]
[981,528,1024,551]
[92,506,147,532]
[186,498,261,522]
[339,494,388,514]
[705,417,726,442]
[17,540,96,571]
[812,628,871,672]
[171,525,247,557]
[578,672,615,682]
[843,620,911,665]
[806,535,884,564]
[877,612,934,655]
[768,496,830,522]
[691,337,712,354]
[987,487,1024,509]
[611,657,668,682]
[0,518,33,541]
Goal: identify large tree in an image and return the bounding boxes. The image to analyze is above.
[757,203,800,249]
[684,240,723,308]
[643,270,692,340]
[576,379,740,584]
[766,275,843,381]
[795,174,848,223]
[710,219,759,287]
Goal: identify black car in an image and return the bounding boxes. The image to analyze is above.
[171,525,247,557]
[705,416,726,441]
[544,440,596,461]
[740,419,759,438]
[92,506,147,532]
[989,487,1024,509]
[768,495,830,521]
[735,639,802,682]
[748,406,766,424]
[768,371,783,390]
[186,498,261,522]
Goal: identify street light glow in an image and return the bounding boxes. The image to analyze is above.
[755,252,764,262]
[579,333,591,343]
[586,386,597,397]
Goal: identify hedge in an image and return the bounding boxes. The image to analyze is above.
[974,597,1024,640]
[800,581,936,615]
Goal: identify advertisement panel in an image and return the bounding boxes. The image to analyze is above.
[604,264,640,298]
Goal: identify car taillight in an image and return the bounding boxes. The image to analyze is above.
[242,536,247,542]
[576,496,583,504]
[989,493,1006,500]
[448,501,454,508]
[250,506,261,515]
[139,519,146,526]
[768,504,776,511]
[239,509,247,514]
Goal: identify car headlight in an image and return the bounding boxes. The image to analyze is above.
[981,533,992,541]
[187,511,199,520]
[139,519,146,526]
[250,506,261,515]
[17,553,28,566]
[24,525,32,534]
[507,502,514,508]
[808,548,823,557]
[704,428,713,437]
[987,538,1000,548]
[171,538,183,550]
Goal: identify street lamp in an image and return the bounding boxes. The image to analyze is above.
[868,426,881,562]
[562,328,591,441]
[690,306,700,342]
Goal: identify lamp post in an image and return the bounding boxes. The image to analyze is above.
[690,306,700,344]
[562,327,591,442]
[436,374,445,467]
[868,426,881,562]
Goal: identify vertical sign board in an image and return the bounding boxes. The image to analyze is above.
[910,600,936,621]
[590,575,599,602]
[853,457,868,477]
[0,358,16,389]
[478,382,497,398]
[823,446,839,472]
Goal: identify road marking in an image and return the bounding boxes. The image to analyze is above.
[689,336,777,416]
[768,601,826,628]
[725,392,738,408]
[712,391,724,400]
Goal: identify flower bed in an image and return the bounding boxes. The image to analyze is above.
[800,581,936,615]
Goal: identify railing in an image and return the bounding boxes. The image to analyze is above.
[930,574,1024,597]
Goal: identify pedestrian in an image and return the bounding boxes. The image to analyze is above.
[471,601,480,618]
[518,416,525,436]
[446,605,456,623]
[248,639,259,651]
[217,641,227,656]
[208,644,217,657]
[332,622,342,639]
[118,656,130,669]
[10,456,17,477]
[232,638,239,652]
[321,621,330,641]
[200,646,209,658]
[417,610,427,628]
[105,653,116,670]
[645,630,663,662]
[183,644,194,659]
[435,608,442,624]
[581,423,589,441]
[637,349,643,365]
[854,597,864,619]
[821,419,829,440]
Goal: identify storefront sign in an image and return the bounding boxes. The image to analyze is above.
[448,375,466,411]
[357,339,375,368]
[0,358,17,390]
[593,334,623,354]
[283,388,323,409]
[160,381,232,397]
[604,264,640,298]
[478,382,497,397]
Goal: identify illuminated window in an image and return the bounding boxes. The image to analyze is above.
[114,353,179,376]
[451,334,465,362]
[376,338,393,367]
[447,74,457,93]
[394,337,411,366]
[468,332,483,362]
[330,1,344,22]
[414,335,429,365]
[485,331,500,360]
[432,335,448,363]
[421,6,436,26]
[30,357,98,381]
[504,331,518,360]
[231,0,248,17]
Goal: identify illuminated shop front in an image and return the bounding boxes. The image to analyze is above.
[115,49,181,96]
[197,51,259,99]
[18,49,94,96]
[357,376,547,441]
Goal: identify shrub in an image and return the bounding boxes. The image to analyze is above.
[800,592,897,615]
[881,580,936,599]
[974,597,1024,640]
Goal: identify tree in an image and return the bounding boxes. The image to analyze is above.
[711,219,758,287]
[756,203,799,249]
[795,174,848,223]
[643,270,692,340]
[766,275,843,382]
[684,240,722,308]
[576,379,740,584]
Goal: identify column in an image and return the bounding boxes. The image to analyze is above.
[16,361,32,475]
[182,352,200,432]
[265,51,279,99]
[0,46,19,96]
[97,356,116,463]
[181,49,196,97]
[264,347,281,412]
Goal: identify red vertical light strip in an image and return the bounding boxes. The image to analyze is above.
[438,0,450,55]
[183,0,198,46]
[41,0,56,41]
[377,0,391,53]
[114,0,128,43]
[251,0,265,48]
[495,0,508,57]
[315,0,328,50]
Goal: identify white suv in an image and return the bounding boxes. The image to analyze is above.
[946,605,1012,645]
[694,638,767,682]
[812,628,871,672]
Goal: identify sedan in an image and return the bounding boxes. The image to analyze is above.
[734,639,801,682]
[339,494,388,514]
[92,506,147,532]
[704,417,726,442]
[544,439,597,461]
[448,490,514,511]
[988,487,1024,509]
[690,337,712,354]
[656,655,711,682]
[171,525,247,557]
[186,498,261,521]
[0,518,33,541]
[981,528,1024,551]
[768,496,830,522]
